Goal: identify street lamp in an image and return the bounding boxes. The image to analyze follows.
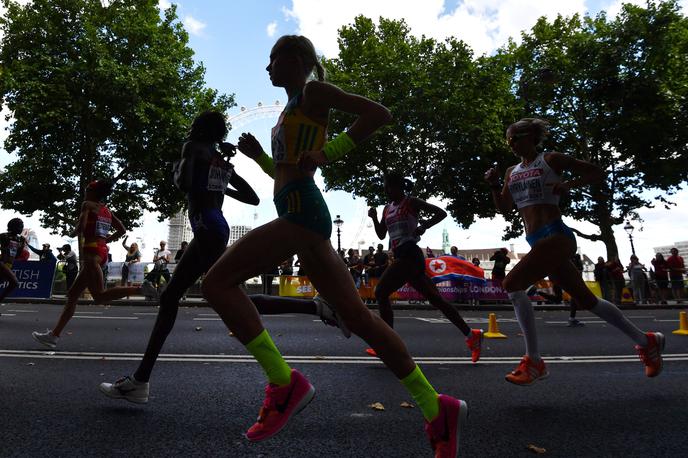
[333,215,344,253]
[623,220,636,256]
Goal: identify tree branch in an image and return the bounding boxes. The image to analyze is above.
[569,226,600,241]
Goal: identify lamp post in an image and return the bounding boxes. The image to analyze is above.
[623,220,636,256]
[333,215,344,254]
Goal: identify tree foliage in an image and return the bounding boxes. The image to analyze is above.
[322,16,518,228]
[0,0,234,234]
[509,0,688,257]
[323,3,687,258]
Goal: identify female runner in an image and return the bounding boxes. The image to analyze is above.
[368,172,483,362]
[484,117,664,385]
[32,180,146,348]
[201,36,466,456]
[0,218,27,304]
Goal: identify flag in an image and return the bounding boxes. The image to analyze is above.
[426,255,486,284]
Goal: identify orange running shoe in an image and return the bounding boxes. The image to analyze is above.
[245,369,315,442]
[365,348,378,357]
[636,332,665,377]
[424,394,468,458]
[505,355,548,386]
[465,329,484,363]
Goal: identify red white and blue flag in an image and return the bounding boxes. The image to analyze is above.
[425,256,486,284]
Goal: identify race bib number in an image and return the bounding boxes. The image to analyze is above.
[271,121,286,162]
[95,217,111,238]
[207,160,232,192]
[8,240,19,257]
[509,168,544,204]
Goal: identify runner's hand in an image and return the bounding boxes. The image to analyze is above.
[484,167,500,185]
[237,133,264,159]
[368,207,377,219]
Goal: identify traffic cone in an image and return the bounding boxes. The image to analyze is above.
[672,311,688,336]
[484,313,507,338]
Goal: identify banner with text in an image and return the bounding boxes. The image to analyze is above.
[1,261,57,299]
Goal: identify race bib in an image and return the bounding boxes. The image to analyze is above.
[207,159,233,192]
[95,216,111,238]
[8,240,19,257]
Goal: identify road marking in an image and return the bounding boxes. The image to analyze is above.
[193,318,221,321]
[133,312,160,316]
[414,317,519,324]
[72,316,138,320]
[655,319,679,322]
[1,349,686,365]
[6,309,38,313]
[546,321,606,324]
[74,311,103,315]
[1,314,16,317]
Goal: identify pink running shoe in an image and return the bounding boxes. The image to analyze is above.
[424,394,468,458]
[245,369,315,442]
[465,329,483,363]
[636,332,665,377]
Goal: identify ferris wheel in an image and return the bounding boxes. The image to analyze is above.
[227,101,284,131]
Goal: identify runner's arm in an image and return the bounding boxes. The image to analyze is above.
[545,152,604,194]
[410,198,446,236]
[69,202,91,238]
[106,213,127,244]
[226,171,260,206]
[368,207,387,239]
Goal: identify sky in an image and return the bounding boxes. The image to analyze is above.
[1,0,687,264]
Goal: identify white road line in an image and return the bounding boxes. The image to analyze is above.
[1,314,16,317]
[72,316,138,320]
[73,311,103,315]
[546,321,606,324]
[6,310,38,313]
[193,318,221,321]
[1,349,686,364]
[134,312,160,316]
[655,319,680,322]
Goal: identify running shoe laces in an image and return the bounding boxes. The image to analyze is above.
[505,356,548,385]
[635,332,665,377]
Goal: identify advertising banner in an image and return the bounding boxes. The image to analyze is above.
[106,262,146,283]
[1,261,57,299]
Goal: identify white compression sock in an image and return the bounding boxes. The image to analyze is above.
[508,291,541,361]
[590,298,648,347]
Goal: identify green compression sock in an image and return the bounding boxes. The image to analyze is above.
[245,329,292,386]
[400,365,440,421]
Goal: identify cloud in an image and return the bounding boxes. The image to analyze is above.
[284,0,588,57]
[158,0,172,10]
[267,21,278,37]
[183,15,206,36]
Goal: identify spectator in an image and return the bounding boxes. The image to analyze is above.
[279,256,294,276]
[27,243,57,263]
[346,248,363,288]
[471,257,480,267]
[102,252,112,289]
[594,256,611,301]
[362,246,375,285]
[57,244,78,291]
[666,247,685,302]
[449,246,466,260]
[174,241,188,263]
[372,243,389,279]
[121,236,142,286]
[425,247,435,258]
[627,255,647,305]
[606,256,626,305]
[490,248,511,284]
[651,253,670,304]
[146,240,171,288]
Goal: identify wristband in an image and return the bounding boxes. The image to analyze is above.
[255,152,275,178]
[323,131,356,162]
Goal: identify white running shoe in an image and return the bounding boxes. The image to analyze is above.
[99,375,149,404]
[141,280,158,300]
[32,329,58,349]
[313,294,351,338]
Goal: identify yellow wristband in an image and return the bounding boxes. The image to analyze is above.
[255,152,275,178]
[323,132,356,162]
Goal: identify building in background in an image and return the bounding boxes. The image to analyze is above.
[229,225,252,246]
[653,240,688,257]
[167,211,193,252]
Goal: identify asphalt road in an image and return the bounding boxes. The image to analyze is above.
[1,302,687,457]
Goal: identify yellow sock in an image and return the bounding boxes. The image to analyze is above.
[400,365,440,421]
[245,329,292,386]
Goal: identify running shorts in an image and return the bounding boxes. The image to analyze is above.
[392,242,425,276]
[526,219,577,250]
[274,177,332,239]
[83,241,109,266]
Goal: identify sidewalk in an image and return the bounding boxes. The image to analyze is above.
[5,295,687,311]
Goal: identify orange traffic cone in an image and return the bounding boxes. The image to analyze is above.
[484,313,507,338]
[672,311,688,336]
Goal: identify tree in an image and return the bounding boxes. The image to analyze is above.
[508,0,688,258]
[322,16,517,227]
[0,0,234,234]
